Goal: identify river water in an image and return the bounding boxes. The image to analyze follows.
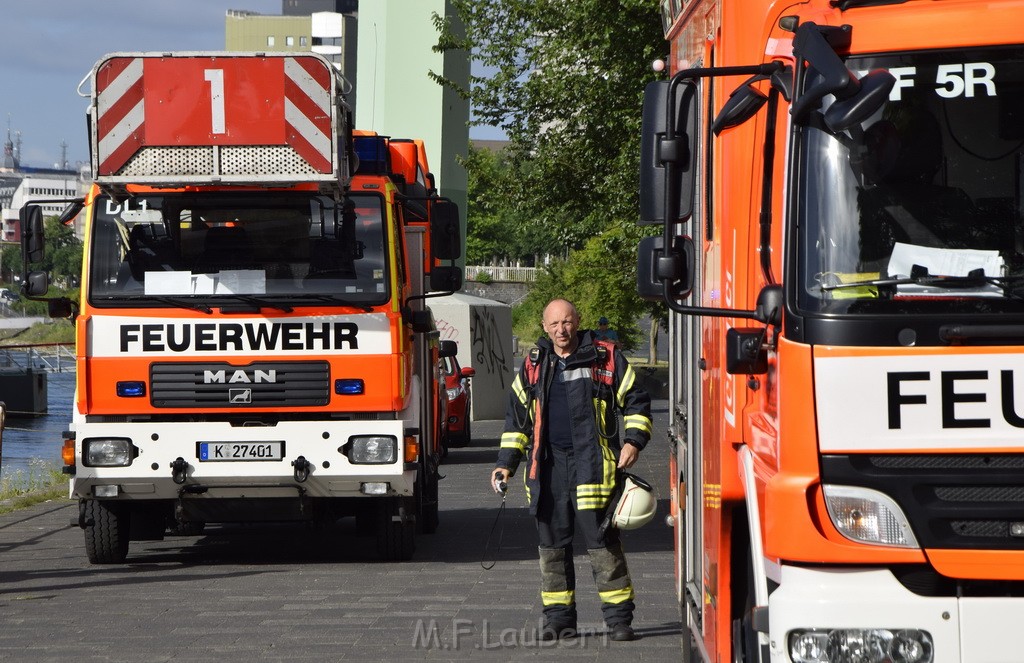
[0,371,75,480]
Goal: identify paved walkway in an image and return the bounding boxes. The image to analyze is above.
[0,404,682,662]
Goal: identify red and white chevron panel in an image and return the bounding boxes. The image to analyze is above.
[94,54,335,176]
[95,56,146,177]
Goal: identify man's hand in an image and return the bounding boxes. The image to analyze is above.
[617,442,640,469]
[491,467,510,493]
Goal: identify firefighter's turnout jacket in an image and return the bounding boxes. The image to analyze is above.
[497,331,653,515]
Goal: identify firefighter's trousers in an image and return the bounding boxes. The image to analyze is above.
[535,445,635,627]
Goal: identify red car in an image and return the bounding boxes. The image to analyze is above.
[442,352,475,447]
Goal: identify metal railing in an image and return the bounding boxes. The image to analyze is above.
[0,343,75,373]
[465,265,538,283]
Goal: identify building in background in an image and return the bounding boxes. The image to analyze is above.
[356,0,469,257]
[1,129,83,246]
[225,0,470,254]
[225,0,358,111]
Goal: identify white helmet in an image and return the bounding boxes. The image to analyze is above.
[612,473,656,530]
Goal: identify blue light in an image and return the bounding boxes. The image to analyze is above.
[335,379,365,395]
[116,381,146,397]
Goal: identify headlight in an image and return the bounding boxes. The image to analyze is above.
[789,628,933,663]
[446,386,462,400]
[347,435,397,464]
[83,438,135,467]
[823,484,919,548]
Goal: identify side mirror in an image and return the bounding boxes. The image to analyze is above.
[20,205,45,265]
[712,83,768,135]
[639,79,699,225]
[461,366,476,378]
[57,200,84,226]
[637,235,694,301]
[754,284,784,326]
[439,340,458,358]
[429,198,462,260]
[824,69,896,132]
[726,328,768,375]
[48,297,74,319]
[430,265,463,293]
[407,309,433,334]
[23,271,49,298]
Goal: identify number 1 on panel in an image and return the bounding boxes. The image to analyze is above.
[204,69,226,135]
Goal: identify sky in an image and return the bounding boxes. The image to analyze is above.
[0,0,502,170]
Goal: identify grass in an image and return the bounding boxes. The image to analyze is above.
[0,320,76,346]
[0,459,70,515]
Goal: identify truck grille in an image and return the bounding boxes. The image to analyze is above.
[822,453,1024,550]
[150,361,329,408]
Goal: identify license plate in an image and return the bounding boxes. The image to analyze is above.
[199,441,284,461]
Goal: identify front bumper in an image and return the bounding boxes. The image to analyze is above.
[68,418,415,500]
[769,564,1019,662]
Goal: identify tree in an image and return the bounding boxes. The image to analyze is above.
[435,0,666,338]
[43,216,83,286]
[462,144,540,264]
[512,224,654,353]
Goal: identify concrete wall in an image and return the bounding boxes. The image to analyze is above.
[427,293,513,421]
[459,281,530,306]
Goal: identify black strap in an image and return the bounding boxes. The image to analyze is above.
[480,493,507,570]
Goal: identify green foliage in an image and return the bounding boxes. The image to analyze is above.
[512,225,653,352]
[43,215,83,284]
[0,318,76,345]
[473,270,493,284]
[462,145,536,263]
[0,460,69,514]
[0,214,83,290]
[0,244,20,284]
[436,0,666,330]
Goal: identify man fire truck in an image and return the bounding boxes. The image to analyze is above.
[638,1,1024,661]
[19,52,462,564]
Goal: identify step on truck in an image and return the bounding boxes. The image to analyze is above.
[638,1,1024,661]
[19,51,463,564]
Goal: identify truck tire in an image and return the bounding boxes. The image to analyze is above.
[83,499,130,564]
[376,497,415,561]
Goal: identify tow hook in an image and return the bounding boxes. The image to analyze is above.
[292,456,311,483]
[170,457,189,484]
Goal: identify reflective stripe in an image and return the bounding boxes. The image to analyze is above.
[541,590,575,606]
[616,364,636,407]
[511,374,527,406]
[599,586,635,605]
[624,414,653,435]
[561,366,592,383]
[577,402,617,509]
[500,432,528,452]
[577,484,614,496]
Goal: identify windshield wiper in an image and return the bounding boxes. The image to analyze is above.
[102,295,213,314]
[213,294,293,313]
[819,267,1024,299]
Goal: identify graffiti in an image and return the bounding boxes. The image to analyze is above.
[435,317,460,341]
[471,307,510,389]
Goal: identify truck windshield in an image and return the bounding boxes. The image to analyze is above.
[796,46,1024,316]
[88,192,389,307]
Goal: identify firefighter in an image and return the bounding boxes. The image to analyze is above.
[491,298,653,642]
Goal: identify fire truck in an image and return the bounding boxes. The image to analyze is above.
[638,1,1024,661]
[19,52,462,564]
